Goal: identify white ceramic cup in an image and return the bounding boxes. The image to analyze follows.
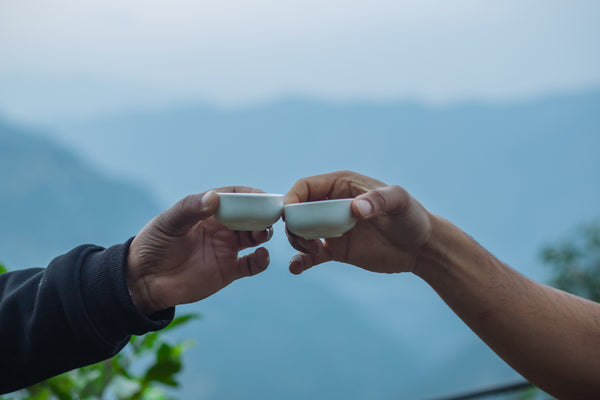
[215,193,284,231]
[284,198,357,240]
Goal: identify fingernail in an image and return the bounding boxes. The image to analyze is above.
[355,199,373,218]
[201,190,218,211]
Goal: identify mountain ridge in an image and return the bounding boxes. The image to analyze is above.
[0,115,446,399]
[1,89,598,399]
[0,117,160,267]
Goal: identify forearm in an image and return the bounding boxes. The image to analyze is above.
[415,215,600,399]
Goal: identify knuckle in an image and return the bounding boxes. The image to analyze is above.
[180,194,199,211]
[154,212,176,235]
[385,185,411,215]
[369,185,410,216]
[170,196,194,221]
[370,189,388,210]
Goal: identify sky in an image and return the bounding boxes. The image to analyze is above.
[1,0,600,121]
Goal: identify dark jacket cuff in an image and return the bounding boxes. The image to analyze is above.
[79,238,175,346]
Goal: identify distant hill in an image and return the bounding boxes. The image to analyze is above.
[46,90,600,284]
[5,90,599,399]
[0,117,160,267]
[0,115,438,399]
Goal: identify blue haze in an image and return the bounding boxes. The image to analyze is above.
[1,89,599,399]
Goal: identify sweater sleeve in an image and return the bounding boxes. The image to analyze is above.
[0,239,175,394]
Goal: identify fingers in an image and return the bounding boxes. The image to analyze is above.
[289,248,334,275]
[285,226,323,254]
[285,227,332,275]
[285,172,338,204]
[236,227,274,249]
[284,171,351,205]
[158,186,266,237]
[284,170,386,205]
[352,185,411,220]
[155,190,220,236]
[237,247,270,278]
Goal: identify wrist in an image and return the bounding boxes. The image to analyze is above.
[126,240,161,316]
[126,274,153,316]
[413,213,499,295]
[413,213,464,281]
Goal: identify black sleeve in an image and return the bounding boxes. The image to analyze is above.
[0,239,175,394]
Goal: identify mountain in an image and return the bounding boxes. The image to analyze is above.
[0,116,438,399]
[47,92,600,247]
[5,90,599,399]
[0,117,160,268]
[45,90,600,282]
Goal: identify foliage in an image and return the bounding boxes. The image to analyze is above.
[0,264,198,400]
[540,220,600,302]
[512,385,550,400]
[509,220,600,400]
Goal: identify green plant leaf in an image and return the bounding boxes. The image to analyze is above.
[140,386,173,400]
[140,331,160,351]
[144,343,183,386]
[156,342,173,362]
[162,313,201,332]
[0,263,7,274]
[111,375,142,399]
[541,220,600,303]
[46,376,75,400]
[144,360,182,387]
[29,388,52,400]
[78,360,114,398]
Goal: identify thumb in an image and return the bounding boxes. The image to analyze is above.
[156,190,219,236]
[352,185,411,220]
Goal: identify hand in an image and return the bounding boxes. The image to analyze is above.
[284,171,433,275]
[127,187,273,315]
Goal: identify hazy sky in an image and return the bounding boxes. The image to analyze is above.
[1,0,599,120]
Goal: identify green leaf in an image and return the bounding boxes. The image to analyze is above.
[0,263,7,274]
[144,343,183,386]
[78,360,114,398]
[140,386,172,400]
[162,313,201,332]
[112,352,133,379]
[46,376,75,400]
[16,386,52,400]
[154,342,185,361]
[111,375,142,399]
[140,331,160,351]
[541,219,600,303]
[156,343,173,362]
[29,388,52,400]
[144,359,182,387]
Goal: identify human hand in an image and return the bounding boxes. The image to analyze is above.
[127,187,273,315]
[284,171,432,275]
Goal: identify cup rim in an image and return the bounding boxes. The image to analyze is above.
[217,192,284,198]
[284,198,354,209]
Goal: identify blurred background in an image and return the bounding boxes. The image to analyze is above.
[1,1,599,399]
